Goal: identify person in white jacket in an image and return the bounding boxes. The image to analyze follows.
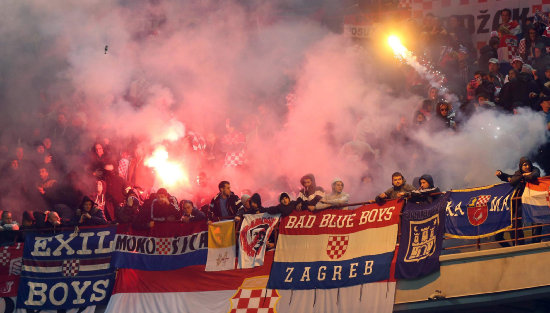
[316,178,350,210]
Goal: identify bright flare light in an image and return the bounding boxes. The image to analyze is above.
[386,34,456,103]
[145,146,188,188]
[388,35,408,58]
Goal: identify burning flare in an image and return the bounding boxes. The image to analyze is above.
[387,35,408,59]
[145,146,188,188]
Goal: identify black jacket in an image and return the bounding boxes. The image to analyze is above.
[74,197,108,226]
[497,157,541,188]
[209,192,241,221]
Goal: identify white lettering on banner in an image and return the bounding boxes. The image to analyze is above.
[488,194,511,212]
[24,282,47,306]
[320,214,356,228]
[90,279,109,302]
[284,267,294,282]
[114,231,208,255]
[31,231,113,257]
[349,262,358,278]
[286,216,297,228]
[364,260,374,275]
[49,282,68,306]
[285,215,316,229]
[347,214,356,227]
[300,267,311,282]
[77,232,94,256]
[318,266,326,281]
[502,194,512,211]
[24,280,110,306]
[359,207,395,225]
[31,237,52,257]
[283,261,377,284]
[52,233,76,256]
[332,265,342,281]
[286,207,395,229]
[71,281,91,305]
[445,201,465,216]
[94,231,114,254]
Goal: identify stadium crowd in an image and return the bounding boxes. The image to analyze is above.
[1,8,550,247]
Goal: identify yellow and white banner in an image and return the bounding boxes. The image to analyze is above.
[205,220,236,271]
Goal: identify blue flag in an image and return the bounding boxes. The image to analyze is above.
[396,193,448,279]
[17,225,116,310]
[445,183,514,238]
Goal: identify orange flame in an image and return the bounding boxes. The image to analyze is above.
[145,146,189,188]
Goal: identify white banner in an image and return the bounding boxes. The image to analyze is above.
[238,213,279,269]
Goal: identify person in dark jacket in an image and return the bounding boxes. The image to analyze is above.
[478,36,499,72]
[180,200,206,223]
[296,174,325,212]
[248,193,265,214]
[532,43,550,76]
[409,174,441,204]
[376,172,415,202]
[208,181,241,222]
[75,196,108,226]
[116,189,141,224]
[498,69,535,112]
[494,157,540,245]
[149,188,180,222]
[496,156,541,187]
[266,193,299,217]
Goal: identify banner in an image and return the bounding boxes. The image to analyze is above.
[396,194,449,279]
[445,183,514,238]
[0,243,22,298]
[112,221,207,271]
[408,0,542,50]
[16,226,116,310]
[522,177,550,224]
[238,213,279,269]
[105,250,396,313]
[205,220,236,271]
[267,199,402,290]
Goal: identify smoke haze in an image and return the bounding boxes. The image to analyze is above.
[0,0,547,216]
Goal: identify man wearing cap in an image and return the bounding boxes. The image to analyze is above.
[511,57,523,73]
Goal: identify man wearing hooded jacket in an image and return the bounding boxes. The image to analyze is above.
[296,174,325,212]
[495,157,540,245]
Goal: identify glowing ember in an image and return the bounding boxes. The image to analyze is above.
[145,146,188,188]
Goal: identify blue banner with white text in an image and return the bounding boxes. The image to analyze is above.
[445,183,514,238]
[17,225,117,310]
[112,221,208,271]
